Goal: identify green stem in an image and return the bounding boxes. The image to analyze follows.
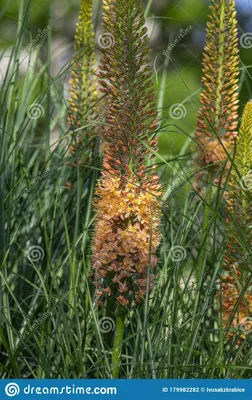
[111,312,125,378]
[183,173,213,376]
[197,173,213,285]
[144,0,153,18]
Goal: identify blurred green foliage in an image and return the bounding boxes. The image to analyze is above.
[0,0,251,157]
[163,0,207,23]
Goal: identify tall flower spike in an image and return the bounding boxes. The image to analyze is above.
[195,0,239,172]
[92,0,162,307]
[221,101,252,341]
[68,0,98,167]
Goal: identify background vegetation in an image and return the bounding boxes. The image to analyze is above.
[0,0,252,378]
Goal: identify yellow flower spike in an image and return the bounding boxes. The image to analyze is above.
[68,0,98,165]
[195,0,240,173]
[221,101,252,342]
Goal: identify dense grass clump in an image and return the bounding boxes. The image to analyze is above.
[0,0,251,378]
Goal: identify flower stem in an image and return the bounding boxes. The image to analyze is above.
[197,173,213,285]
[111,312,125,378]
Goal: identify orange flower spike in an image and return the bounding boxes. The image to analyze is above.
[221,101,252,342]
[93,177,162,305]
[92,0,163,306]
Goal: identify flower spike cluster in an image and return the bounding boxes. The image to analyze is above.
[195,0,239,171]
[68,0,98,168]
[93,177,161,306]
[221,101,252,341]
[98,0,159,181]
[92,0,162,306]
